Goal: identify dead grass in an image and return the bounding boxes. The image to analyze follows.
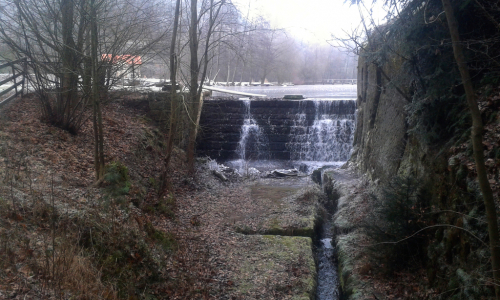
[0,94,195,299]
[0,93,321,300]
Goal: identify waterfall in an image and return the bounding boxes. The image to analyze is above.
[206,99,356,171]
[236,100,269,160]
[288,101,309,161]
[288,100,355,162]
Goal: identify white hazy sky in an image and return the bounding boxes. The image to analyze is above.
[233,0,386,44]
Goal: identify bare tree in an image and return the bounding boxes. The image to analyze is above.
[160,0,181,193]
[90,0,105,180]
[0,0,90,132]
[0,0,166,180]
[184,0,230,173]
[251,22,287,84]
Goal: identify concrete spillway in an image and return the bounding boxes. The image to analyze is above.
[197,98,356,162]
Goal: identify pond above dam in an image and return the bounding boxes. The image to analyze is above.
[210,84,356,99]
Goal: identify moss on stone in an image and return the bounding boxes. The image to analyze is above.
[231,235,316,299]
[233,184,320,238]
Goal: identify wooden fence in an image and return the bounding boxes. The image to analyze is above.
[0,57,27,107]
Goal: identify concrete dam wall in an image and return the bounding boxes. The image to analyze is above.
[197,98,357,161]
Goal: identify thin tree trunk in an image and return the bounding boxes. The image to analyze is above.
[162,0,181,191]
[83,27,92,99]
[61,0,78,128]
[91,0,104,180]
[441,0,500,297]
[186,0,200,174]
[186,0,225,173]
[231,65,237,85]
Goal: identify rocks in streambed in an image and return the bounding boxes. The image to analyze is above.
[264,168,300,178]
[212,169,229,181]
[224,234,316,300]
[233,183,322,238]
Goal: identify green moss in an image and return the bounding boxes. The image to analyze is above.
[232,235,316,299]
[145,222,177,252]
[456,164,468,183]
[448,274,459,291]
[158,193,176,218]
[102,161,131,209]
[270,217,281,230]
[104,161,130,189]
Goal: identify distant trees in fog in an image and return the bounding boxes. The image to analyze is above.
[199,17,358,84]
[0,0,357,179]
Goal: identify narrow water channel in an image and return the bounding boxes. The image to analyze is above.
[222,160,343,298]
[315,213,340,300]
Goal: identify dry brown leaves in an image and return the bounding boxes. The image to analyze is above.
[0,93,316,299]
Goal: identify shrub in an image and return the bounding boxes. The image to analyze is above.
[102,161,131,208]
[158,193,176,218]
[104,161,131,195]
[363,174,430,274]
[79,216,175,298]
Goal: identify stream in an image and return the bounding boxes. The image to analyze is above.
[316,211,340,300]
[220,160,342,298]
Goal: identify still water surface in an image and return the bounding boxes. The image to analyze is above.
[210,84,357,99]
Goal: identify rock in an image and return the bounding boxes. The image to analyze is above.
[311,168,322,184]
[212,169,228,181]
[283,94,305,100]
[264,168,300,178]
[233,184,320,238]
[227,234,316,299]
[273,169,298,177]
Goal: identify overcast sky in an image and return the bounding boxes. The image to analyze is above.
[233,0,386,44]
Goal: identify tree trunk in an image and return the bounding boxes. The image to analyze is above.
[161,0,181,193]
[441,0,500,297]
[91,0,104,180]
[186,0,200,174]
[186,0,225,173]
[83,27,92,99]
[60,0,78,128]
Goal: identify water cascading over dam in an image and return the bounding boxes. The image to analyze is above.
[197,98,356,165]
[197,97,354,299]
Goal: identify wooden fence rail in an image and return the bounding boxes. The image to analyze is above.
[0,57,27,108]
